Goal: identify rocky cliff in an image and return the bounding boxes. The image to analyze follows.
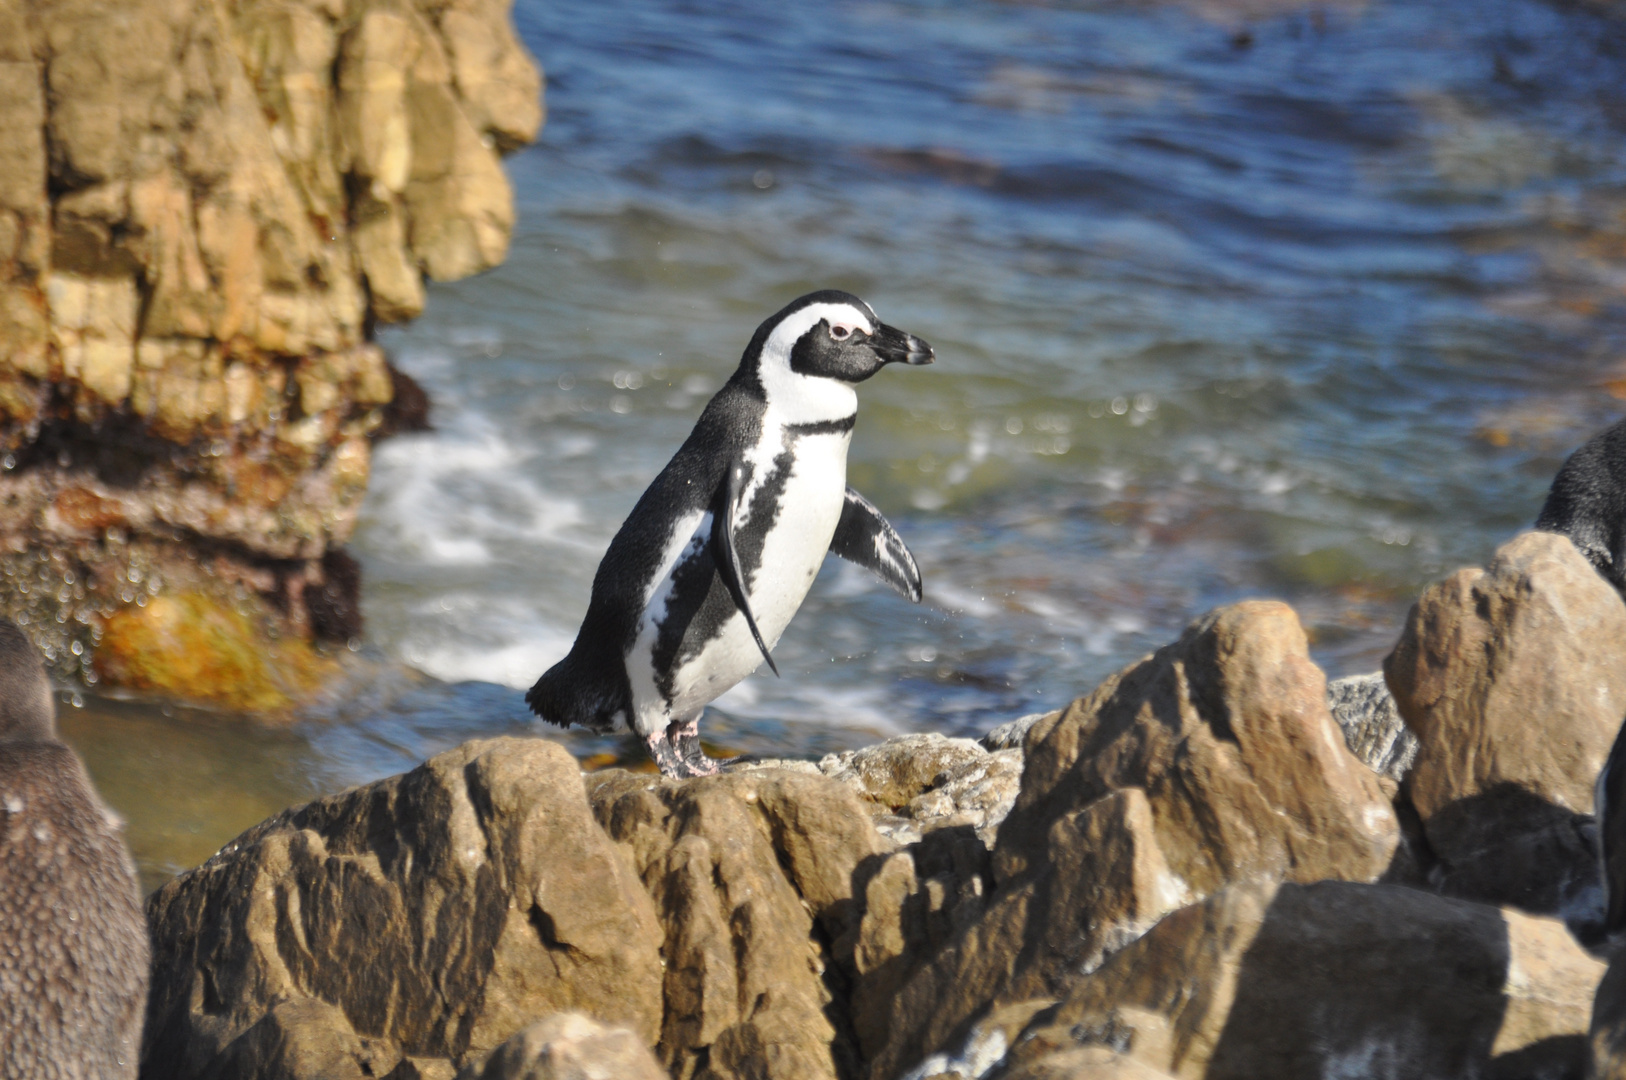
[140,531,1626,1080]
[0,0,540,707]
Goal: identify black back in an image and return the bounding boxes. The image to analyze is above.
[1537,417,1626,594]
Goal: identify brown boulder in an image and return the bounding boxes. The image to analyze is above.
[867,788,1189,1078]
[868,601,1400,1080]
[456,1013,666,1080]
[588,767,889,1080]
[999,600,1398,889]
[1386,530,1626,916]
[998,879,1602,1080]
[189,998,401,1080]
[142,737,664,1079]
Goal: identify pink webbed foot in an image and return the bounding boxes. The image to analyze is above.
[643,717,723,778]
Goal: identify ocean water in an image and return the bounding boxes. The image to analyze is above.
[69,0,1626,886]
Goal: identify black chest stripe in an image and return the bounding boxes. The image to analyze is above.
[786,415,856,437]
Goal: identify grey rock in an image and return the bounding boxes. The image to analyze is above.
[1325,671,1418,781]
[739,732,1026,848]
[980,712,1050,752]
[455,1013,664,1080]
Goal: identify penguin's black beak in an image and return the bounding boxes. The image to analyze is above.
[870,323,935,366]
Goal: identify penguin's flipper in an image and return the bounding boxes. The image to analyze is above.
[830,487,923,602]
[712,459,780,677]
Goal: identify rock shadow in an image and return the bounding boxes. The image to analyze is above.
[1422,783,1603,942]
[1205,883,1516,1080]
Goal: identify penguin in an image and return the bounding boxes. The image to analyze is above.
[1595,714,1626,939]
[527,290,933,777]
[0,619,149,1078]
[1536,416,1626,595]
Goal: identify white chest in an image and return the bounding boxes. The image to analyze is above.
[738,421,852,633]
[624,416,854,732]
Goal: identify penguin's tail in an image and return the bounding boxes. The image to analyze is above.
[526,652,626,735]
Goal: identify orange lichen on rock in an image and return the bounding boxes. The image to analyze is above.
[96,592,339,714]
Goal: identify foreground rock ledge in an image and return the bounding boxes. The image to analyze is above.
[0,0,541,701]
[151,596,1619,1080]
[144,738,665,1079]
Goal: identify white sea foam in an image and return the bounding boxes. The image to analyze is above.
[364,399,588,568]
[395,592,577,690]
[714,679,905,736]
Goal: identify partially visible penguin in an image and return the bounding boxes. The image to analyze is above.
[528,290,933,777]
[1597,716,1626,939]
[0,619,148,1078]
[1536,416,1626,594]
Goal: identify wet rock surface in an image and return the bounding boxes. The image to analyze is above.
[1387,530,1626,922]
[0,0,539,700]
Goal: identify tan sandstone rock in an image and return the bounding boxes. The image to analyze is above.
[867,601,1401,1080]
[589,767,889,1080]
[0,0,539,698]
[1000,600,1399,890]
[143,738,664,1079]
[1386,530,1626,916]
[997,879,1602,1080]
[456,1013,666,1080]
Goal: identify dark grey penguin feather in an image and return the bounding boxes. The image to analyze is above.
[0,619,148,1079]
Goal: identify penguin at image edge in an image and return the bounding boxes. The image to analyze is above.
[1536,415,1626,597]
[527,290,933,777]
[0,619,149,1077]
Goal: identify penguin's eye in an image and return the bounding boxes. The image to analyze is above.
[829,323,854,341]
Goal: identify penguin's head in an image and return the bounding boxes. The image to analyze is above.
[741,290,933,420]
[0,620,56,743]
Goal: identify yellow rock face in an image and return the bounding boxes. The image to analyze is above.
[96,592,339,714]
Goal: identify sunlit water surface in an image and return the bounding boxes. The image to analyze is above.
[62,0,1626,888]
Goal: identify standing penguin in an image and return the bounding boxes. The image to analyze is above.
[0,619,148,1078]
[1536,416,1626,595]
[527,290,933,777]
